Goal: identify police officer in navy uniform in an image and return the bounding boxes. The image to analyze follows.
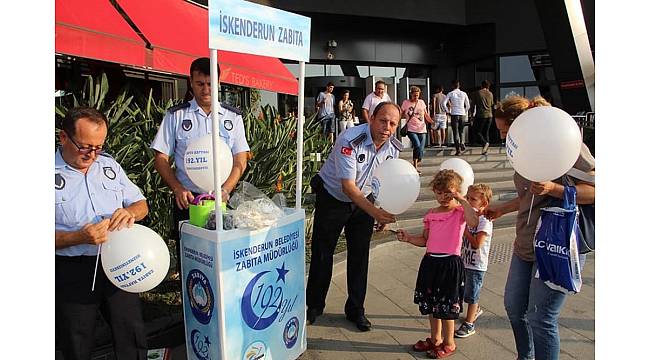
[306,102,401,331]
[55,107,149,359]
[151,57,250,270]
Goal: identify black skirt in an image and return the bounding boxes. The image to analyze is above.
[414,254,465,319]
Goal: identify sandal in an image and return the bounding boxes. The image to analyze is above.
[412,337,437,352]
[426,344,456,359]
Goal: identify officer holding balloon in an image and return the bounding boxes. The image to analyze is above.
[151,57,250,269]
[306,102,401,332]
[55,107,149,359]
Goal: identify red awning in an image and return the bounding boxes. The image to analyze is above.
[116,0,299,95]
[55,0,299,95]
[55,0,148,68]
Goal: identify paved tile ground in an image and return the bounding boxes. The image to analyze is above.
[300,228,595,360]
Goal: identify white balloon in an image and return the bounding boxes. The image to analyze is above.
[440,158,474,195]
[371,159,420,215]
[506,106,582,182]
[184,135,233,193]
[102,224,170,293]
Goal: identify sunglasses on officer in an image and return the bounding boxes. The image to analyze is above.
[64,131,104,155]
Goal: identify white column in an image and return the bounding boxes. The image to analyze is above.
[296,61,305,209]
[565,0,595,111]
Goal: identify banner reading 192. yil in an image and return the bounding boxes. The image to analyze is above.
[209,0,311,62]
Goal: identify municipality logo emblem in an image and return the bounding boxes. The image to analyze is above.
[102,167,116,180]
[357,153,366,163]
[283,317,299,349]
[371,176,381,199]
[187,269,214,324]
[241,263,291,331]
[243,341,267,360]
[224,119,233,131]
[190,329,212,360]
[182,119,193,131]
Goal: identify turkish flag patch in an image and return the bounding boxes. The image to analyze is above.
[341,147,353,156]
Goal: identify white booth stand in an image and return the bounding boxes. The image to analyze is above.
[180,1,311,359]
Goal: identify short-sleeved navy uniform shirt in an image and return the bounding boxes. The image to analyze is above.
[318,123,402,202]
[55,150,145,257]
[150,99,250,194]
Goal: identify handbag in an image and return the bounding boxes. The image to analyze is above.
[533,185,583,294]
[561,173,595,253]
[399,106,415,137]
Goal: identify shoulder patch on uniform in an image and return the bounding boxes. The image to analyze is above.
[103,166,117,180]
[349,133,367,147]
[220,103,242,115]
[389,136,404,151]
[167,102,191,113]
[55,173,65,190]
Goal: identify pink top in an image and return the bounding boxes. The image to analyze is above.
[423,206,467,256]
[401,99,428,134]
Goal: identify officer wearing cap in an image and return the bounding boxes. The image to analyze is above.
[306,101,401,332]
[151,57,250,269]
[55,107,149,359]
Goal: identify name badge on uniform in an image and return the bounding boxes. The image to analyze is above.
[103,167,116,180]
[182,119,193,131]
[55,173,65,190]
[357,154,366,163]
[224,119,233,131]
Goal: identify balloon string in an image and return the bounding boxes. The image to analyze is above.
[92,244,101,292]
[526,194,535,225]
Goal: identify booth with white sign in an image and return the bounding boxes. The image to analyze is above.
[180,1,311,359]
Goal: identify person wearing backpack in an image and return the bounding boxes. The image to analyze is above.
[484,95,595,360]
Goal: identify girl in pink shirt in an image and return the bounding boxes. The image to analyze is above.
[397,169,478,359]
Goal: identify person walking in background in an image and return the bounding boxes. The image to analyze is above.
[443,80,470,156]
[486,95,595,360]
[361,80,391,124]
[470,80,494,155]
[396,169,479,359]
[456,184,494,338]
[316,82,336,143]
[401,86,432,173]
[338,89,355,135]
[431,85,448,147]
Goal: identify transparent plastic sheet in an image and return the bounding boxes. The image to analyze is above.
[206,182,285,230]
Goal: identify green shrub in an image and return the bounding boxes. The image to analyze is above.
[56,74,176,241]
[241,104,331,203]
[55,73,331,243]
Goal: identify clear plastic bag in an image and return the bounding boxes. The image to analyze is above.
[206,182,285,230]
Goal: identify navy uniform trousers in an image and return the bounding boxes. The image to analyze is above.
[306,175,375,318]
[56,255,147,360]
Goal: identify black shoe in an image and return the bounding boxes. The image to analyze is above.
[346,314,372,332]
[307,308,323,325]
[454,150,461,156]
[460,144,466,152]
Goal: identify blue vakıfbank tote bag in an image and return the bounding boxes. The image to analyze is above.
[533,185,582,294]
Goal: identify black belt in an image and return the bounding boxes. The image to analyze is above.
[55,255,97,263]
[311,174,375,205]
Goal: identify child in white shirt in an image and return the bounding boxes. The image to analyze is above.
[456,184,494,338]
